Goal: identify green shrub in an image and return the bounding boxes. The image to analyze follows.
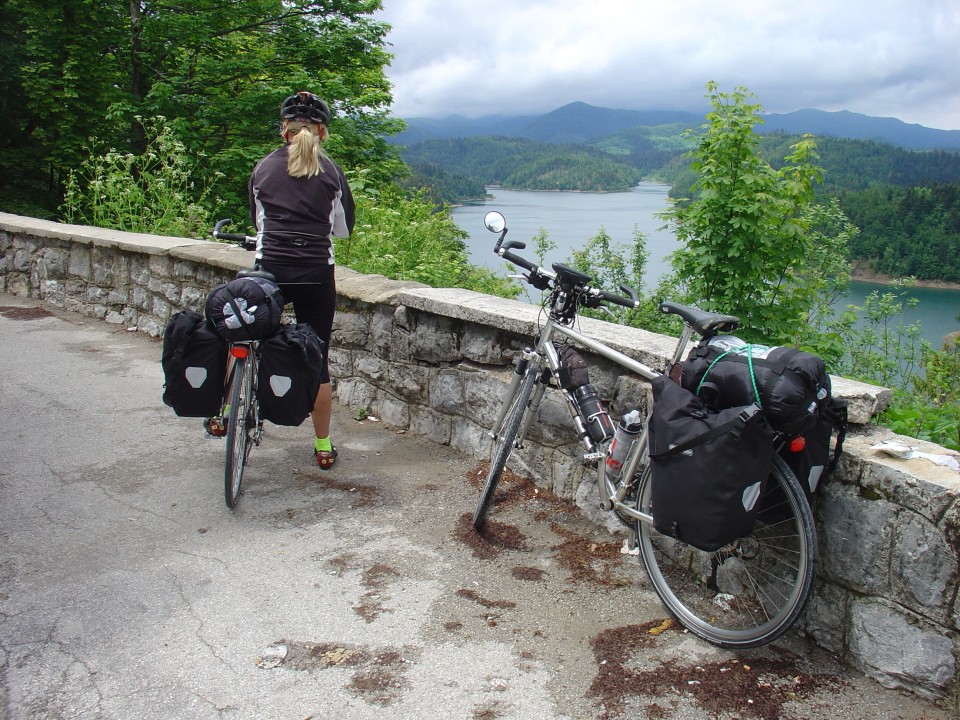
[61,117,217,238]
[336,178,518,299]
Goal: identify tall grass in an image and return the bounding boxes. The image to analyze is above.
[61,118,217,238]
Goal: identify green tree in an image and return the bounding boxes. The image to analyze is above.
[1,0,403,221]
[659,83,843,345]
[566,226,651,327]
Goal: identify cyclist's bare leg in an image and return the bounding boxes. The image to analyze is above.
[311,382,332,439]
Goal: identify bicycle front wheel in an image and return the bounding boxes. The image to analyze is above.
[473,367,538,529]
[635,454,816,648]
[224,355,255,509]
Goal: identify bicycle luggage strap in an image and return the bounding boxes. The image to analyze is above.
[649,404,763,459]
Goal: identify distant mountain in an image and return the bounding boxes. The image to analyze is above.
[520,102,702,144]
[759,109,960,150]
[393,102,960,152]
[391,102,702,146]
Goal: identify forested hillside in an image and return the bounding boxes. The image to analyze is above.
[403,123,960,283]
[839,184,960,282]
[402,137,643,193]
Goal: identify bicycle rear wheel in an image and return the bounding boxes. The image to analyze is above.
[224,355,255,509]
[635,454,816,648]
[473,368,537,529]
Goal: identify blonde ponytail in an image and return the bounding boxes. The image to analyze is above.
[285,122,328,178]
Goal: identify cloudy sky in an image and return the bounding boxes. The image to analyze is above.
[375,0,960,130]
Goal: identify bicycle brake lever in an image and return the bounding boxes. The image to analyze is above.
[528,273,552,291]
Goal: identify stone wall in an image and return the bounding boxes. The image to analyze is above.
[1,212,957,707]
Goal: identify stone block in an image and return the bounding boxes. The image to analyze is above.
[819,483,897,594]
[801,580,849,654]
[892,511,956,619]
[409,315,460,363]
[180,285,207,311]
[86,286,108,303]
[41,280,65,306]
[356,354,389,384]
[378,393,410,428]
[67,247,91,279]
[107,288,129,305]
[327,347,353,380]
[410,406,451,445]
[371,307,406,360]
[132,286,151,311]
[385,362,429,403]
[137,316,163,337]
[335,378,377,412]
[333,309,371,349]
[849,600,955,700]
[461,324,511,365]
[462,367,509,427]
[39,248,69,278]
[450,416,488,460]
[14,249,33,272]
[430,369,466,415]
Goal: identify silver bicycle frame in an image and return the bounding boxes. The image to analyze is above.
[495,312,700,526]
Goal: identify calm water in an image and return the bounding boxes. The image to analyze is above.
[451,185,960,346]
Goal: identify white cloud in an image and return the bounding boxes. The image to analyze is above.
[376,0,960,129]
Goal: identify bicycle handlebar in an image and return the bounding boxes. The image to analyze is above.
[495,239,640,310]
[212,219,256,251]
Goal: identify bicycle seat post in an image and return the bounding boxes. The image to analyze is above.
[669,323,696,368]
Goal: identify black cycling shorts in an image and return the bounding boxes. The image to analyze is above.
[260,261,335,384]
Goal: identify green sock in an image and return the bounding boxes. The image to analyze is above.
[315,436,332,452]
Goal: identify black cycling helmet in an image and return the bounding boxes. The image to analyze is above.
[280,91,330,125]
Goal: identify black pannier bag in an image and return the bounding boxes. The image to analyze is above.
[256,323,325,426]
[161,310,227,417]
[680,335,829,436]
[205,276,284,342]
[648,375,775,552]
[780,393,848,501]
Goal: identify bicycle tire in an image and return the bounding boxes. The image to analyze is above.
[635,454,816,648]
[473,367,538,529]
[224,355,254,509]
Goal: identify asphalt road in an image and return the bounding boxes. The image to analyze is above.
[0,293,952,720]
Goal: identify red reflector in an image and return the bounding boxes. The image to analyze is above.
[789,436,806,453]
[230,346,249,359]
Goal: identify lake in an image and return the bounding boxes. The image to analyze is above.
[451,184,959,346]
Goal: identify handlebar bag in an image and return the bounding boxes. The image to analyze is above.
[256,323,325,426]
[648,375,775,552]
[680,335,829,436]
[161,310,227,417]
[205,276,284,342]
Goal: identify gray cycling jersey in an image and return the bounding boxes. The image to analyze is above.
[248,146,355,265]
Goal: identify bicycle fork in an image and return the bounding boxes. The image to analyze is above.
[491,344,606,465]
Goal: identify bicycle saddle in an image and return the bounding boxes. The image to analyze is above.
[658,301,740,336]
[236,268,278,283]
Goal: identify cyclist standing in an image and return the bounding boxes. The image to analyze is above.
[247,91,355,469]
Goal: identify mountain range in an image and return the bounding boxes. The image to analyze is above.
[392,101,960,151]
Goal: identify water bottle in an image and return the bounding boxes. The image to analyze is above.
[604,410,644,482]
[573,384,614,443]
